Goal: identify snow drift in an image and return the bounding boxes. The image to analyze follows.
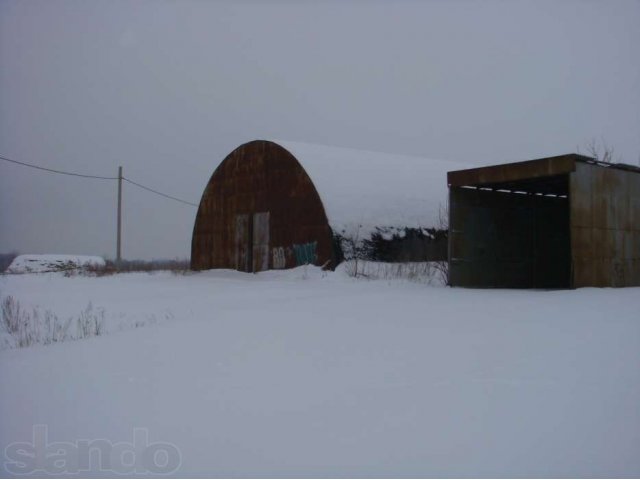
[6,254,105,274]
[0,269,639,476]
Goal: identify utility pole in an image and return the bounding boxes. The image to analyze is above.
[116,166,123,266]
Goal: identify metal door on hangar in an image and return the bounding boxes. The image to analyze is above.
[235,212,270,273]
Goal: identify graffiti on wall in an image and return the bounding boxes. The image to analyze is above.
[271,241,318,269]
[272,247,286,269]
[293,241,317,266]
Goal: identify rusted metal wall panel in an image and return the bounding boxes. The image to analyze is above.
[234,214,250,272]
[191,141,334,272]
[570,162,640,287]
[252,212,270,273]
[449,186,570,288]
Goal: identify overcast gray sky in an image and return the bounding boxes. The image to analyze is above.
[1,0,639,260]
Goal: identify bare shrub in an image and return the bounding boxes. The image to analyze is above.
[86,258,191,276]
[339,226,370,278]
[1,295,106,349]
[2,296,43,348]
[344,259,359,278]
[433,202,449,285]
[338,216,449,280]
[44,310,71,345]
[343,260,442,284]
[581,137,617,164]
[2,295,23,335]
[76,302,105,337]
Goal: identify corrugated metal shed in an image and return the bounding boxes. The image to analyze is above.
[448,154,640,288]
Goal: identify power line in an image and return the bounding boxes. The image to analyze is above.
[0,154,117,180]
[1,153,199,207]
[2,153,199,262]
[122,177,198,207]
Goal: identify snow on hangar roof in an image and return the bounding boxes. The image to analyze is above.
[273,140,470,237]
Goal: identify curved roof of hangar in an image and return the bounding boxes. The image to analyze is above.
[272,140,470,238]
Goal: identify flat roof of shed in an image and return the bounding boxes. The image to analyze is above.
[447,153,640,189]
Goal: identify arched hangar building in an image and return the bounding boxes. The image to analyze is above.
[191,140,466,272]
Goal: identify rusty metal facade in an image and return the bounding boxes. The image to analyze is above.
[191,140,334,272]
[570,162,640,287]
[448,154,640,288]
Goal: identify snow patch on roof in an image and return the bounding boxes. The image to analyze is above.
[275,140,469,237]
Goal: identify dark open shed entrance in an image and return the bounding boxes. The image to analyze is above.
[448,154,640,288]
[450,174,570,288]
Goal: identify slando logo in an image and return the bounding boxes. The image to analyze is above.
[4,425,182,475]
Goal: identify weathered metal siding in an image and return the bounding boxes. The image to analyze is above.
[191,141,334,272]
[234,214,250,272]
[570,162,640,287]
[449,186,570,288]
[252,212,270,272]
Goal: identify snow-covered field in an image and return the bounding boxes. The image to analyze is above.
[1,267,639,477]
